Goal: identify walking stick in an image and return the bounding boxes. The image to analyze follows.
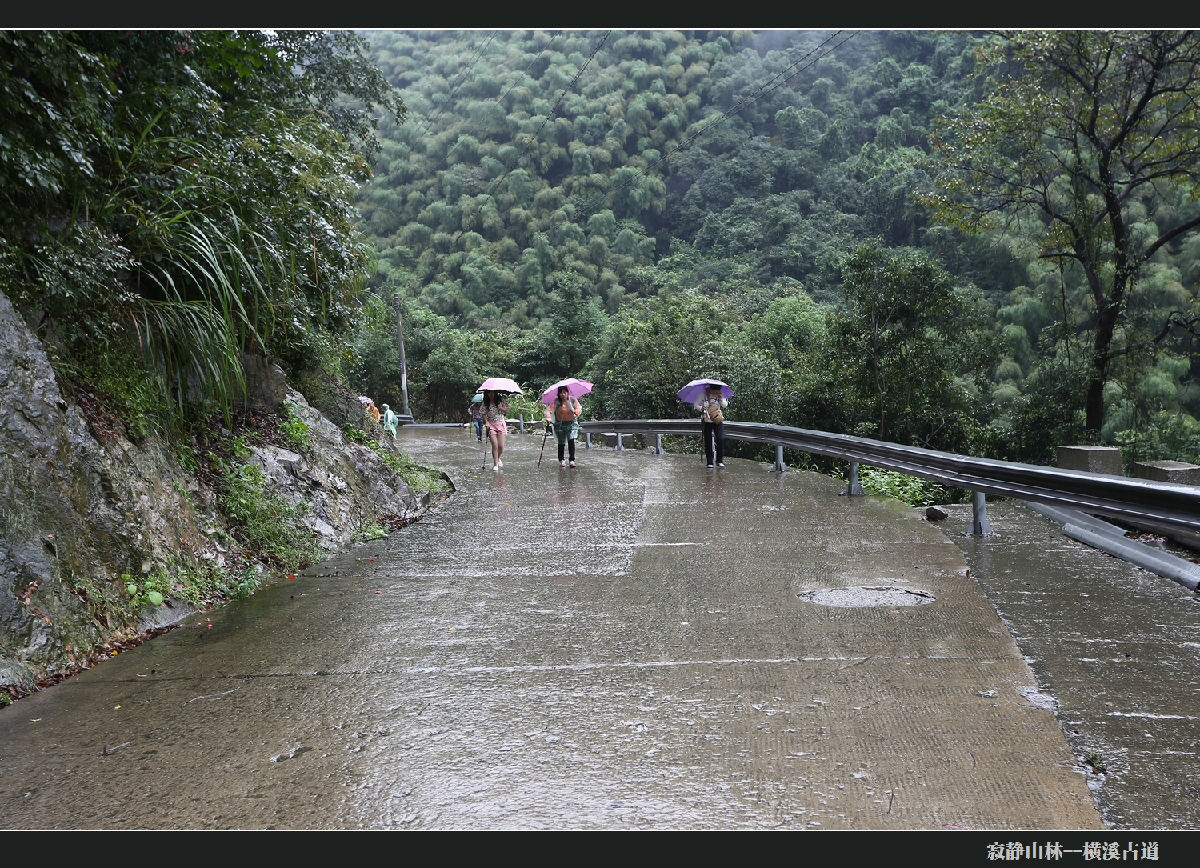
[537,420,551,468]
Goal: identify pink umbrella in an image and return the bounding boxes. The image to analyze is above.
[540,377,594,405]
[478,377,523,394]
[677,378,732,405]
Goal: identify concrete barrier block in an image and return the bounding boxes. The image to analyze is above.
[1056,445,1123,475]
[1133,460,1200,486]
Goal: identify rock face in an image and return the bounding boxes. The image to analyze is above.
[0,290,436,692]
[245,391,425,547]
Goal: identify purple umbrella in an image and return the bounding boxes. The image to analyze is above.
[540,377,594,405]
[676,378,733,405]
[478,377,523,395]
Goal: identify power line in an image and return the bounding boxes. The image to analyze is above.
[530,31,611,143]
[480,30,611,202]
[401,30,499,141]
[493,30,561,108]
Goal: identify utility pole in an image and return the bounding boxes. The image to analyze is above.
[394,293,413,423]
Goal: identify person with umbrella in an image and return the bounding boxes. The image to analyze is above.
[543,383,584,468]
[360,396,382,427]
[481,389,511,471]
[693,382,729,468]
[476,377,523,471]
[467,393,484,442]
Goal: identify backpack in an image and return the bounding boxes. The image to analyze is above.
[706,400,725,424]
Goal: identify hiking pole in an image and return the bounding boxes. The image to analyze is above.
[537,420,551,468]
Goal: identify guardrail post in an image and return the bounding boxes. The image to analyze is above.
[970,490,994,536]
[585,432,592,449]
[840,461,864,496]
[771,444,786,473]
[615,433,625,451]
[517,415,525,433]
[655,434,663,455]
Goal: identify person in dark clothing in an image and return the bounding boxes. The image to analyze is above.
[693,384,728,468]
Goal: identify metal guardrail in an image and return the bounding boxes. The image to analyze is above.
[579,419,1200,539]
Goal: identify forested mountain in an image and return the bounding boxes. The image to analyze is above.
[353,29,1200,470]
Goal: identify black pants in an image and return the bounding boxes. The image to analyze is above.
[702,421,724,465]
[558,439,576,462]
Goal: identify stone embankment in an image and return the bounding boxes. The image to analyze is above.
[0,289,438,696]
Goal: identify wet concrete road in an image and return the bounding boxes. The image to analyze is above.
[945,501,1200,830]
[0,426,1163,832]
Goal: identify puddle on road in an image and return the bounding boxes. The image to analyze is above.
[798,586,935,607]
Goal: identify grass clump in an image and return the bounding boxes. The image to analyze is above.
[343,423,373,445]
[856,466,963,507]
[217,459,322,575]
[379,448,452,495]
[341,421,450,495]
[123,571,168,610]
[354,524,388,542]
[279,401,312,450]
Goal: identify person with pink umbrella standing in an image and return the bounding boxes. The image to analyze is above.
[544,384,583,467]
[477,377,522,471]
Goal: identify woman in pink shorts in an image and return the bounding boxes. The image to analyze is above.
[481,390,510,470]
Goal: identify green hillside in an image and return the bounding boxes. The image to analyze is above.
[353,29,1200,469]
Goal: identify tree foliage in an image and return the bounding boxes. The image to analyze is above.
[825,240,998,451]
[0,30,404,421]
[923,30,1200,437]
[359,29,1200,462]
[14,28,1200,468]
